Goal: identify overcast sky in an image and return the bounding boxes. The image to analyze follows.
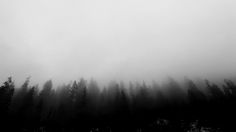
[0,0,236,86]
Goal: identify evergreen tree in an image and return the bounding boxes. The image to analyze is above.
[0,77,15,115]
[186,79,206,104]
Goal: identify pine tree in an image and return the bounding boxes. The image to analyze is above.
[0,77,15,117]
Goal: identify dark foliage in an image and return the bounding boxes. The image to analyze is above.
[0,77,14,115]
[0,77,236,131]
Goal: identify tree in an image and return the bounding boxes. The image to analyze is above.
[0,77,15,115]
[76,78,87,108]
[186,79,206,104]
[17,86,36,122]
[39,80,53,120]
[40,80,53,98]
[223,79,236,97]
[164,78,187,105]
[205,80,224,100]
[10,77,30,114]
[70,81,79,103]
[86,79,100,115]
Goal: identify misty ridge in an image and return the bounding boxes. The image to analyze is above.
[1,76,236,132]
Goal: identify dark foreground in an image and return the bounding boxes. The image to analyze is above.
[0,77,236,131]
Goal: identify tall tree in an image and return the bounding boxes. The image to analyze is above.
[0,77,15,117]
[39,80,53,120]
[186,79,206,104]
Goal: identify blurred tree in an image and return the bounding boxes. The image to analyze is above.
[0,77,15,115]
[186,79,206,104]
[76,78,87,108]
[10,77,30,114]
[70,81,79,103]
[205,80,224,99]
[164,78,187,105]
[40,80,53,98]
[86,79,100,115]
[39,80,53,120]
[17,86,36,121]
[223,79,236,97]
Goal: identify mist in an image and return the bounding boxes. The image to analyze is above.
[0,0,236,86]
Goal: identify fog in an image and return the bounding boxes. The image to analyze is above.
[0,0,236,86]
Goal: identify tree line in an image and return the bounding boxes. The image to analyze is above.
[0,77,236,131]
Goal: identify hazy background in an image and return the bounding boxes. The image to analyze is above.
[0,0,236,87]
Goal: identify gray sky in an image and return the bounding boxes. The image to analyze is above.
[0,0,236,86]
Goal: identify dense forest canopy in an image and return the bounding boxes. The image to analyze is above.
[1,77,236,131]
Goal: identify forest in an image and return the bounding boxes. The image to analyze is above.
[0,77,236,132]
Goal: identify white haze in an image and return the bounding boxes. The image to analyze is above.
[0,0,236,86]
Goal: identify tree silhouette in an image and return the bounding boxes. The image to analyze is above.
[0,77,236,131]
[74,78,87,115]
[39,80,54,120]
[163,78,187,105]
[205,80,224,100]
[10,77,30,115]
[223,79,236,97]
[186,79,206,104]
[86,79,100,113]
[17,86,36,124]
[0,77,14,115]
